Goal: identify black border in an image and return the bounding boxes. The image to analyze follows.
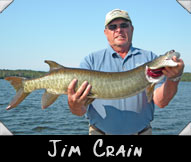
[0,135,189,161]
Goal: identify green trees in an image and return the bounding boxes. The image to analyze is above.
[0,70,46,79]
[181,73,191,82]
[0,69,191,81]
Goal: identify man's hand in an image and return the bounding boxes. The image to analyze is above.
[162,56,184,80]
[67,79,92,116]
[154,56,184,108]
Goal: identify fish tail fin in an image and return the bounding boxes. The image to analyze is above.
[5,77,30,110]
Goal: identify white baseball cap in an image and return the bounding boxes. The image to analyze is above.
[105,9,132,26]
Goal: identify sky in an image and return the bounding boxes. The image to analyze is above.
[0,0,191,72]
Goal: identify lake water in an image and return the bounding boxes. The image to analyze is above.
[0,79,190,135]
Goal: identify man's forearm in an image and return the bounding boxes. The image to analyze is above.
[153,79,179,108]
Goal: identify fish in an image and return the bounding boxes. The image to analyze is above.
[4,50,180,110]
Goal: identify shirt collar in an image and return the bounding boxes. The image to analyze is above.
[108,44,141,58]
[128,45,141,56]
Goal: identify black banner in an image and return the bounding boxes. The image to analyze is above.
[0,135,189,161]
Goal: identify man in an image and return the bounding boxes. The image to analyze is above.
[67,9,184,135]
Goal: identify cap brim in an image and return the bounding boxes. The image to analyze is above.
[105,16,131,26]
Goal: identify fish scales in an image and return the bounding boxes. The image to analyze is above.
[23,67,148,99]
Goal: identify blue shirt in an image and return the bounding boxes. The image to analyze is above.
[80,45,163,135]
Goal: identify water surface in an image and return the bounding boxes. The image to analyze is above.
[0,80,190,135]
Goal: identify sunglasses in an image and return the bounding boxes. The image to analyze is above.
[107,23,130,31]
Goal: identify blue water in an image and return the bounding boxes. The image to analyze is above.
[0,79,190,135]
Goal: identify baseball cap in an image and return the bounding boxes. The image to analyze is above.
[105,9,132,26]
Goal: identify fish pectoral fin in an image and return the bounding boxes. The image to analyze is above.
[44,60,65,72]
[84,98,95,107]
[85,92,96,106]
[146,83,156,103]
[87,92,98,98]
[41,91,60,109]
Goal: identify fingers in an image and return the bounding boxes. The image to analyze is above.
[172,56,178,62]
[67,79,78,95]
[162,67,176,78]
[67,79,92,116]
[80,84,92,100]
[67,79,92,101]
[162,57,185,79]
[75,81,89,99]
[177,58,184,70]
[172,56,184,74]
[172,56,184,68]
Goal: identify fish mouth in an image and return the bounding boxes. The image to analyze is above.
[145,66,165,83]
[147,67,165,78]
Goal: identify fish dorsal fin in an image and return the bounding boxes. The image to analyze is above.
[45,60,65,72]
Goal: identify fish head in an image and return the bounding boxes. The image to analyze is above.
[146,50,181,83]
[149,50,180,69]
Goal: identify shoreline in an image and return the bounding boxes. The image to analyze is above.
[0,69,191,81]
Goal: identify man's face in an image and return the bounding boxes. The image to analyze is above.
[104,18,134,48]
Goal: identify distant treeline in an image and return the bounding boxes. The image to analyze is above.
[0,69,46,79]
[181,72,191,82]
[0,69,191,81]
